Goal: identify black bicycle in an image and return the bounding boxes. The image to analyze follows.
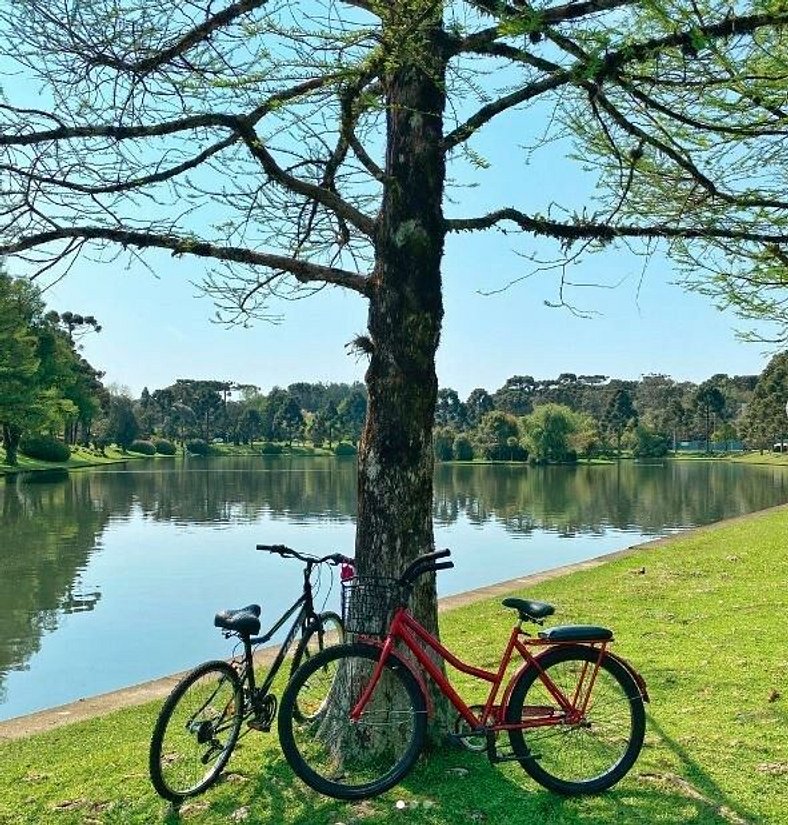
[149,544,353,803]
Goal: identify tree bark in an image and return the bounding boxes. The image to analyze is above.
[2,423,21,465]
[355,14,446,639]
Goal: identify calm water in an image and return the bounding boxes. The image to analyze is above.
[1,456,787,720]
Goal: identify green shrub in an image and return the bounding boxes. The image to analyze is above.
[334,442,358,456]
[128,439,156,456]
[453,434,474,461]
[433,427,455,462]
[153,439,176,456]
[19,434,71,463]
[260,442,283,455]
[632,426,669,458]
[186,438,211,456]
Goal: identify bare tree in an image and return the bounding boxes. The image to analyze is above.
[2,0,788,644]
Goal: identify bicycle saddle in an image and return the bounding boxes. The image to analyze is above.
[214,604,262,636]
[501,598,555,622]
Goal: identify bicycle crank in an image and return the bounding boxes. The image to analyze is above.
[452,706,487,752]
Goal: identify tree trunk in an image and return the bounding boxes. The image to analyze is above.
[2,423,21,465]
[353,8,448,731]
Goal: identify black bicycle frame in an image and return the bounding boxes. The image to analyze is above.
[238,561,320,699]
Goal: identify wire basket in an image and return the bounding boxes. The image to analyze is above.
[341,577,401,636]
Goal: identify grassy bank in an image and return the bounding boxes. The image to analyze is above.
[0,445,152,476]
[0,443,346,476]
[1,510,787,824]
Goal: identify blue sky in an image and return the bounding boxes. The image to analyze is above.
[41,234,773,400]
[36,105,775,400]
[8,8,779,399]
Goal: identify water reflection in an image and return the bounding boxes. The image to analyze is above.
[1,457,787,717]
[0,475,106,703]
[434,461,788,536]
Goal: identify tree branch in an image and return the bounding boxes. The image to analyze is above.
[445,208,788,245]
[234,120,376,237]
[88,0,271,77]
[0,226,372,295]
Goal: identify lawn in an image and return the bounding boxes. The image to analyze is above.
[0,508,786,824]
[0,445,151,476]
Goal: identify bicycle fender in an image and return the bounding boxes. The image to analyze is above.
[604,651,650,702]
[355,639,434,717]
[501,646,650,710]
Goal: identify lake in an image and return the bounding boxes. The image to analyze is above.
[2,456,787,720]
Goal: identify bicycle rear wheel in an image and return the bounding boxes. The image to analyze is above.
[289,611,344,723]
[149,660,244,802]
[506,644,645,795]
[278,642,427,800]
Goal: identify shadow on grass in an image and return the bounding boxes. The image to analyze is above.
[180,731,756,825]
[635,715,757,825]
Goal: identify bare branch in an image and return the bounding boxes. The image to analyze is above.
[445,208,788,246]
[90,0,272,77]
[0,226,372,295]
[234,119,377,236]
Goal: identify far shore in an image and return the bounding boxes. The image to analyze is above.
[4,443,788,478]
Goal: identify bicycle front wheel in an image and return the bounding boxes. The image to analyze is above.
[278,642,427,800]
[506,644,645,795]
[149,660,244,802]
[289,611,344,723]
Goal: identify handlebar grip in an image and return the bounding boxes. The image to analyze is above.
[400,548,451,583]
[256,544,293,557]
[412,560,454,577]
[329,553,354,565]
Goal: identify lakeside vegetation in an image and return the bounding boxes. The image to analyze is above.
[5,269,788,471]
[1,507,786,824]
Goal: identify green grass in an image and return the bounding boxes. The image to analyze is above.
[0,442,343,475]
[1,510,787,824]
[0,445,154,476]
[729,451,788,467]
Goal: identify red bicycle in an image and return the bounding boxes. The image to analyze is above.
[278,549,648,801]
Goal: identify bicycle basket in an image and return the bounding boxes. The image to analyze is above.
[341,577,401,636]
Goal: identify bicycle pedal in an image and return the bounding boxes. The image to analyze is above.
[485,731,537,765]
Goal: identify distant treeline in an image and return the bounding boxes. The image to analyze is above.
[88,353,788,464]
[3,261,788,464]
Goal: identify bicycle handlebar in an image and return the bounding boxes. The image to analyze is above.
[399,548,453,585]
[256,544,353,567]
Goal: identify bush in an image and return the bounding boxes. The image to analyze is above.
[453,434,474,461]
[186,438,211,456]
[153,439,176,455]
[433,427,455,462]
[128,439,156,456]
[260,441,283,455]
[19,434,71,463]
[632,426,669,458]
[334,442,358,456]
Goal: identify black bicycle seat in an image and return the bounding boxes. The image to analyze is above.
[501,598,555,622]
[214,604,262,636]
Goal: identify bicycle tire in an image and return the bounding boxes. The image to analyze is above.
[506,644,645,795]
[290,611,344,723]
[149,660,244,802]
[278,642,427,800]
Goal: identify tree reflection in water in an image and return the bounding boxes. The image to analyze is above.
[1,457,787,712]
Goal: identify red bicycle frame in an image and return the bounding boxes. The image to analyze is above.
[350,606,610,734]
